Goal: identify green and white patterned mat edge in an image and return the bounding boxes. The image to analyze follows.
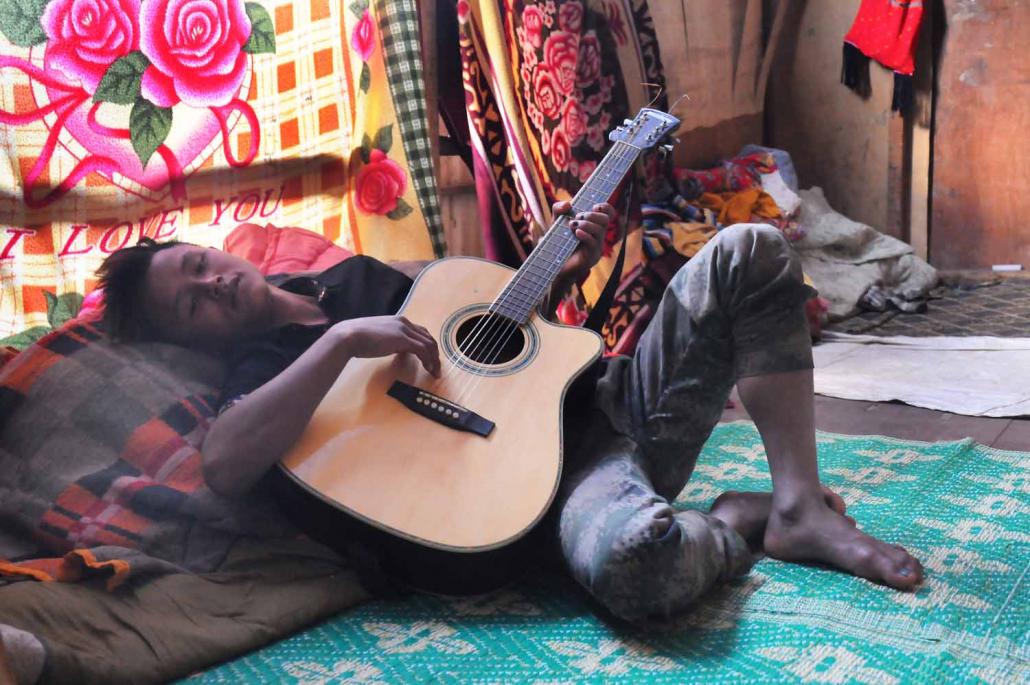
[191,422,1029,684]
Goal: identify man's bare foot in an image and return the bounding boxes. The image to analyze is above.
[710,487,850,550]
[764,497,924,591]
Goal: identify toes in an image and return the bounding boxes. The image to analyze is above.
[880,544,923,590]
[820,486,847,515]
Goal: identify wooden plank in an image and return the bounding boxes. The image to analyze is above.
[930,0,1030,269]
[885,113,907,240]
[991,419,1030,451]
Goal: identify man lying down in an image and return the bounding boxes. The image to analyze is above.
[0,203,922,683]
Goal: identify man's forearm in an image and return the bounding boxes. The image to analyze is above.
[201,330,353,498]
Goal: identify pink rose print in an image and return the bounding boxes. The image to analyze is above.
[578,159,597,183]
[576,32,601,88]
[551,127,570,172]
[521,5,544,48]
[586,125,604,151]
[520,63,533,93]
[532,65,562,120]
[456,0,470,22]
[562,97,586,145]
[543,31,578,95]
[78,288,106,320]
[526,101,545,132]
[584,92,603,116]
[356,149,408,215]
[1,0,275,209]
[567,158,579,178]
[522,45,538,70]
[558,0,583,32]
[351,9,375,60]
[140,0,252,108]
[540,128,551,155]
[42,0,140,93]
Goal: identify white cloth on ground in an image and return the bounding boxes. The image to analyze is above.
[813,332,1030,417]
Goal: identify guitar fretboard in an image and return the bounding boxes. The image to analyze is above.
[490,141,640,324]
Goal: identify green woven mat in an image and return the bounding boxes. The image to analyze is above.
[189,422,1029,684]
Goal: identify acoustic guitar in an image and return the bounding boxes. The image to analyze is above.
[278,108,681,593]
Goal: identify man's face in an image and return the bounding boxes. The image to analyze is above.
[142,245,273,351]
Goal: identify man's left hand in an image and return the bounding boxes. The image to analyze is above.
[554,200,616,285]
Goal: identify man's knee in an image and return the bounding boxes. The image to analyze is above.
[587,504,716,622]
[716,223,797,274]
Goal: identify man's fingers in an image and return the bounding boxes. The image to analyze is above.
[574,210,610,228]
[405,332,441,377]
[552,200,573,216]
[593,203,617,221]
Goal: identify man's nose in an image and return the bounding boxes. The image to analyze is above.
[203,275,227,299]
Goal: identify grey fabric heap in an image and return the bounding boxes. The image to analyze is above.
[793,187,938,320]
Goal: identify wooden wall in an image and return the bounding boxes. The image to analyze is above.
[764,0,896,235]
[930,0,1030,270]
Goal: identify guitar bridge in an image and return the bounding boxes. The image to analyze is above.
[387,381,495,438]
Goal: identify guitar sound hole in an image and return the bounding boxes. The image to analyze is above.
[455,315,526,366]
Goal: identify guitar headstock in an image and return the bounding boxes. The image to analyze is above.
[608,108,681,151]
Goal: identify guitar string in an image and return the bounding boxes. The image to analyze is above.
[458,143,636,402]
[438,141,630,397]
[451,142,638,408]
[448,143,633,407]
[434,214,580,387]
[450,142,637,407]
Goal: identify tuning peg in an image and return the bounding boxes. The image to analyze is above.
[623,118,633,126]
[660,143,675,154]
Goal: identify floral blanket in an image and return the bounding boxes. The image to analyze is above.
[0,0,442,338]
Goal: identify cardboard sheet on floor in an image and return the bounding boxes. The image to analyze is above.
[813,332,1030,417]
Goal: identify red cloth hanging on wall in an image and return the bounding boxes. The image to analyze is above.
[841,0,925,112]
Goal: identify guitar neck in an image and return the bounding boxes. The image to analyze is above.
[491,141,641,324]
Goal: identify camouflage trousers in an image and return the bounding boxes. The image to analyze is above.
[557,224,816,621]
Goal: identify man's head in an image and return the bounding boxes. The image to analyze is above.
[97,239,274,351]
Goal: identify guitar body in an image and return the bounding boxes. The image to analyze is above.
[279,257,603,592]
[278,107,682,593]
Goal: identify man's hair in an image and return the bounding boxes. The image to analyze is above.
[96,237,184,341]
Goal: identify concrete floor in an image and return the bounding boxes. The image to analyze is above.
[721,388,1029,451]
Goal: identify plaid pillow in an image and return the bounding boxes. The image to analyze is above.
[0,321,295,573]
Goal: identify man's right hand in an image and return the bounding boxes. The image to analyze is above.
[332,315,441,377]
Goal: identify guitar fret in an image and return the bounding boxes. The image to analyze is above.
[494,140,644,322]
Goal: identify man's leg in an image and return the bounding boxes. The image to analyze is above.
[559,223,801,621]
[739,370,923,588]
[558,417,757,622]
[564,223,921,622]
